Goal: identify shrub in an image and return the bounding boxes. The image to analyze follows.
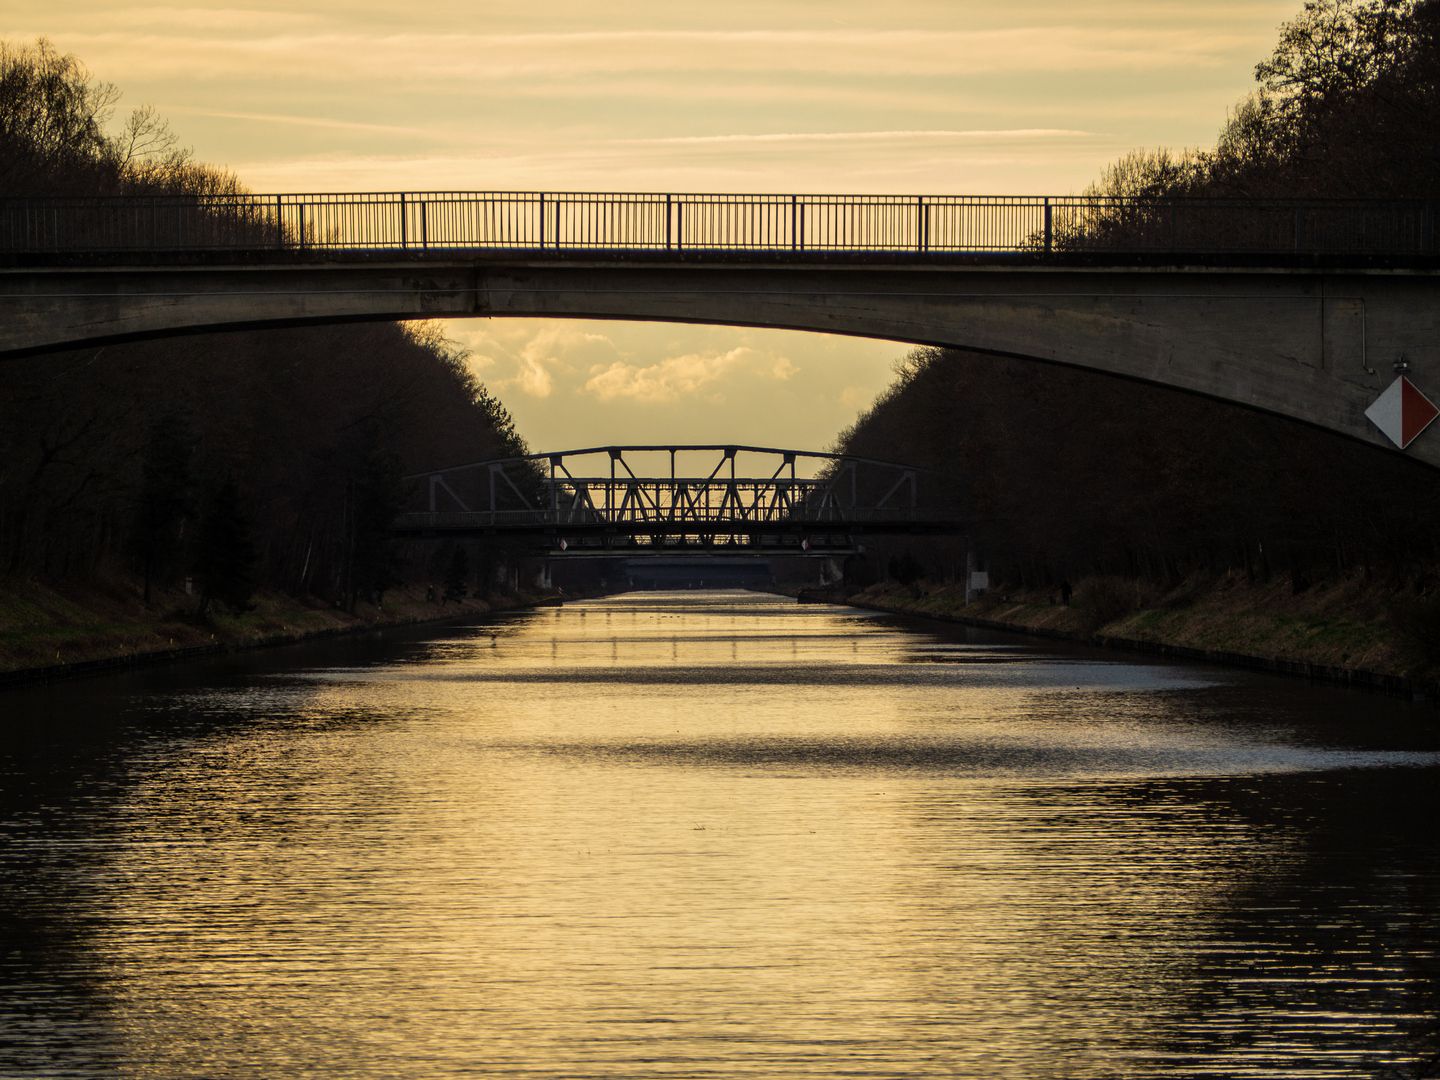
[1077,576,1134,634]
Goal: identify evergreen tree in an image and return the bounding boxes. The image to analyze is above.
[193,476,256,615]
[443,546,469,605]
[348,440,405,609]
[133,414,193,603]
[888,552,925,588]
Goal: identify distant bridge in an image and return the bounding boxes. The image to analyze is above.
[394,445,957,556]
[4,190,1440,465]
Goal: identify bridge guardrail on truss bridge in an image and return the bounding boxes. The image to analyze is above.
[393,507,951,532]
[394,445,962,541]
[0,192,1433,256]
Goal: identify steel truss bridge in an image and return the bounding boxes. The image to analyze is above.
[394,445,959,556]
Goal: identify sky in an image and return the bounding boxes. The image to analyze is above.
[5,0,1302,453]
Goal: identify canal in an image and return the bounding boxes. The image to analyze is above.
[2,590,1438,1078]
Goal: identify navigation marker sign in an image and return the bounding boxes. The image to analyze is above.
[1365,376,1439,449]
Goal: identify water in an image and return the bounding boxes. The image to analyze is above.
[2,590,1438,1078]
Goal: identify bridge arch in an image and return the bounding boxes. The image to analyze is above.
[4,192,1438,466]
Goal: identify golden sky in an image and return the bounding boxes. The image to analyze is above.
[5,0,1301,452]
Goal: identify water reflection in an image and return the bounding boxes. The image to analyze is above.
[1,590,1437,1077]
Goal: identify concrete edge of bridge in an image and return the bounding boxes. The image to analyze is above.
[6,247,1440,274]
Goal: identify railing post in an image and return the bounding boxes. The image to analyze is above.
[918,196,926,253]
[399,193,407,249]
[791,194,798,251]
[276,195,283,249]
[539,193,546,249]
[421,201,428,249]
[298,203,305,248]
[666,194,672,250]
[1044,197,1052,253]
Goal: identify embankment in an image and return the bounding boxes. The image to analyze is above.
[800,571,1434,701]
[0,576,552,688]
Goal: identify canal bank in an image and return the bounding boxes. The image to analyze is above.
[792,571,1436,702]
[0,576,570,689]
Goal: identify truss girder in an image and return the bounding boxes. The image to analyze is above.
[397,444,956,539]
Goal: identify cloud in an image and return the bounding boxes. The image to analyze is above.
[584,347,756,403]
[621,129,1094,145]
[101,7,325,31]
[40,26,1259,85]
[512,355,554,398]
[473,323,618,398]
[226,128,1125,195]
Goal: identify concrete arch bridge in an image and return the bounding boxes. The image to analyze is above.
[395,444,960,557]
[4,191,1440,464]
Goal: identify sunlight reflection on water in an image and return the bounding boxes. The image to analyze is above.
[2,590,1438,1078]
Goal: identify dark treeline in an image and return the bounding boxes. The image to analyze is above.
[836,0,1440,594]
[0,39,525,611]
[837,347,1440,591]
[1090,0,1440,201]
[1,38,246,198]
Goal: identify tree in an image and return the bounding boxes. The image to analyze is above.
[0,37,117,195]
[133,414,194,604]
[193,477,256,616]
[347,439,405,610]
[443,545,469,605]
[1,36,243,198]
[888,552,926,588]
[1077,0,1440,205]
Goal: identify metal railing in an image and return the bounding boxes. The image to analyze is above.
[393,445,955,539]
[1,192,1433,255]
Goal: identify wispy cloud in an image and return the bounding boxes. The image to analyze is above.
[618,129,1096,145]
[160,105,479,142]
[584,347,801,404]
[40,27,1258,83]
[584,349,752,404]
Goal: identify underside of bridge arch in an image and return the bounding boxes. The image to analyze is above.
[3,256,1438,467]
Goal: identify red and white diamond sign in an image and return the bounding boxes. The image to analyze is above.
[1365,376,1440,449]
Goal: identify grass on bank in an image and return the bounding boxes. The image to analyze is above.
[0,574,506,674]
[847,568,1414,679]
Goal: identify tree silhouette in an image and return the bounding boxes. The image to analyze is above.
[347,438,405,610]
[193,477,256,616]
[443,546,469,605]
[133,414,194,604]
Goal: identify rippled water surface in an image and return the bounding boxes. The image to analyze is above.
[3,590,1440,1078]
